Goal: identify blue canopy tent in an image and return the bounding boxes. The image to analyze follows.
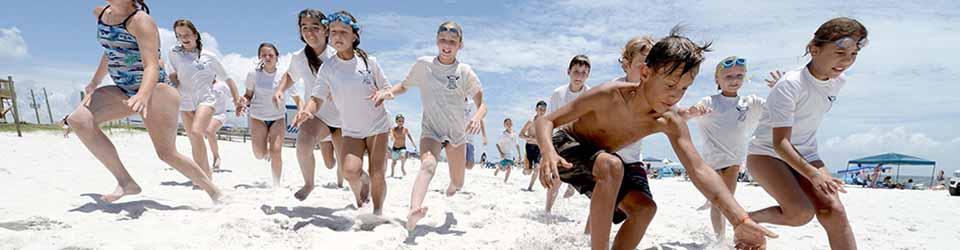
[844,152,937,185]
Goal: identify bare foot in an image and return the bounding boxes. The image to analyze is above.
[696,201,712,211]
[405,206,428,231]
[294,185,314,201]
[445,186,459,197]
[101,182,142,203]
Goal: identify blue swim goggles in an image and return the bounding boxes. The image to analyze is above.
[437,26,459,35]
[721,57,746,68]
[815,36,869,50]
[321,13,360,31]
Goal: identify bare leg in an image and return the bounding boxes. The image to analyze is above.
[294,118,332,200]
[366,132,390,215]
[503,163,512,183]
[406,138,444,230]
[747,155,816,226]
[796,162,857,250]
[389,152,397,178]
[710,165,740,241]
[205,118,224,170]
[588,153,624,250]
[400,153,408,176]
[249,118,269,160]
[330,129,345,188]
[186,106,215,179]
[611,192,657,250]
[67,86,140,202]
[266,118,286,186]
[545,175,561,213]
[142,84,221,202]
[341,136,369,208]
[526,163,539,191]
[445,144,467,196]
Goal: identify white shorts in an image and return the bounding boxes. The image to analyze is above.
[179,91,217,112]
[211,113,227,123]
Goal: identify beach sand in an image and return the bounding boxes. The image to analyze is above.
[1,131,957,249]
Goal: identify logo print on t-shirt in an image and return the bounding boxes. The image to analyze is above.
[445,75,460,90]
[736,104,749,122]
[359,70,376,90]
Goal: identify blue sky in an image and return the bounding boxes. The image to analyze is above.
[2,0,960,176]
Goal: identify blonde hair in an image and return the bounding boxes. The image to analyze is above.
[621,36,656,63]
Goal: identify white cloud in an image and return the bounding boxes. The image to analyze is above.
[820,127,959,174]
[0,27,29,60]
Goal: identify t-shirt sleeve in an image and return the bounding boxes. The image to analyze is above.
[765,80,800,128]
[548,91,561,113]
[370,57,391,91]
[311,68,332,99]
[166,51,178,75]
[286,54,306,97]
[399,60,425,88]
[462,65,482,98]
[208,54,231,82]
[244,71,256,91]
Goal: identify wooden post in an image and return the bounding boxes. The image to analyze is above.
[7,76,23,137]
[43,87,54,124]
[29,88,40,124]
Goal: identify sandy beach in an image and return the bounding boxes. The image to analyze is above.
[1,131,957,249]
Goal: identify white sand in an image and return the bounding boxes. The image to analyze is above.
[1,131,958,249]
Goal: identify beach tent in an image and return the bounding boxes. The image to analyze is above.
[844,152,936,184]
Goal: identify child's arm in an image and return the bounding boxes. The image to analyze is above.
[535,83,621,189]
[773,127,845,194]
[406,128,418,149]
[660,112,777,244]
[467,90,487,135]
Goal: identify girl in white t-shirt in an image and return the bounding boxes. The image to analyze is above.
[293,11,392,215]
[167,19,242,179]
[684,56,766,242]
[204,81,231,170]
[241,43,288,186]
[271,9,345,201]
[745,17,868,249]
[369,21,488,230]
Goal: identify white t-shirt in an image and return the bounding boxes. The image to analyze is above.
[497,130,519,160]
[399,56,482,145]
[211,81,230,115]
[693,94,765,169]
[244,69,288,121]
[607,77,644,164]
[548,83,590,113]
[313,54,393,139]
[287,47,342,127]
[464,99,478,144]
[748,67,845,162]
[168,48,230,99]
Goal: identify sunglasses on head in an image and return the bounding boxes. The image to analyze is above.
[321,13,360,30]
[816,36,869,50]
[721,58,747,68]
[437,26,460,35]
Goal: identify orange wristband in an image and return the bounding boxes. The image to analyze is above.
[733,214,752,228]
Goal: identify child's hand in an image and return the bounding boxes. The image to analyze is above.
[539,151,572,189]
[733,218,778,250]
[368,90,394,107]
[466,118,482,135]
[764,70,785,88]
[124,93,150,118]
[291,110,315,128]
[809,168,847,195]
[680,104,712,119]
[271,91,285,110]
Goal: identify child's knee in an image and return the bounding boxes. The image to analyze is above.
[593,154,624,182]
[621,194,657,218]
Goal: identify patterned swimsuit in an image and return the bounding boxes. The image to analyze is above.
[96,5,167,96]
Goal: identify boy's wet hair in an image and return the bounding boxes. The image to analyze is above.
[396,114,404,121]
[806,17,868,55]
[645,25,712,77]
[568,54,591,70]
[536,100,547,108]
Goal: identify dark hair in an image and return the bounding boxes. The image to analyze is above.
[173,19,202,59]
[645,25,712,77]
[396,114,404,120]
[806,17,868,55]
[332,11,375,87]
[504,118,512,123]
[568,54,591,70]
[298,9,328,74]
[133,0,150,14]
[256,43,279,72]
[536,100,547,108]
